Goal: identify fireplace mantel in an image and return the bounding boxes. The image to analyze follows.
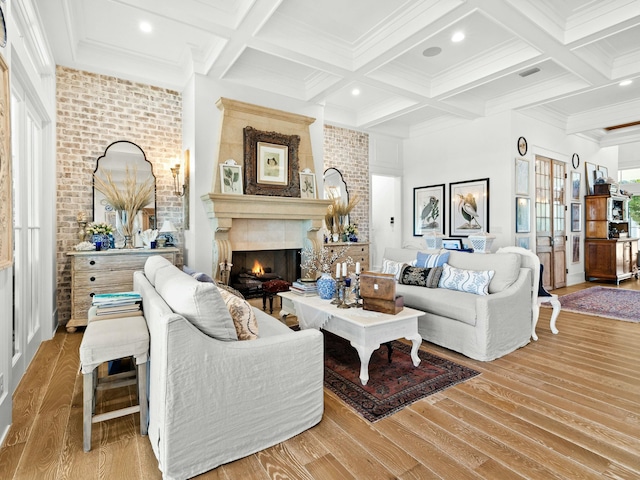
[202,193,330,224]
[202,193,331,278]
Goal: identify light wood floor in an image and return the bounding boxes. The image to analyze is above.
[1,280,639,479]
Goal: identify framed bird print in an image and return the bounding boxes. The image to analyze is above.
[449,178,490,237]
[413,184,445,236]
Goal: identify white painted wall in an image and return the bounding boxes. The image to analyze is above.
[402,111,618,286]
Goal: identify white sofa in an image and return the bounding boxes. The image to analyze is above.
[133,256,324,480]
[381,247,536,361]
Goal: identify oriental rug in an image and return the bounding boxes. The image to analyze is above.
[557,286,640,323]
[323,332,480,422]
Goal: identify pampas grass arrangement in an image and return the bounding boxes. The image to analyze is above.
[93,166,154,238]
[327,192,360,234]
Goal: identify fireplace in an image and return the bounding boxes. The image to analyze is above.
[229,249,301,298]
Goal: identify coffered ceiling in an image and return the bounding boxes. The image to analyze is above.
[35,0,640,144]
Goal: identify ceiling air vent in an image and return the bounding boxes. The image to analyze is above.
[519,67,540,78]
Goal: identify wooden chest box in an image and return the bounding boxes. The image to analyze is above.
[362,295,404,315]
[360,271,404,314]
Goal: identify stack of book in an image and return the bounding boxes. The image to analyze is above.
[92,291,143,319]
[290,280,318,296]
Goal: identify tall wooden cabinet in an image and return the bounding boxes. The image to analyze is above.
[66,248,179,332]
[584,194,638,284]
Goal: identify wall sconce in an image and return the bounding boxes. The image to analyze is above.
[170,159,187,197]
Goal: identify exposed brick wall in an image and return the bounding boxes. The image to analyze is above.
[56,66,182,326]
[323,125,369,241]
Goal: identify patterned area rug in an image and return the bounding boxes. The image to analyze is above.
[323,332,480,422]
[558,286,640,323]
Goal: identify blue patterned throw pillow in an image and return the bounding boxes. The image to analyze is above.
[415,251,450,268]
[438,263,494,295]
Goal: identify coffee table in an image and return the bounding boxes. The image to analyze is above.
[278,291,424,385]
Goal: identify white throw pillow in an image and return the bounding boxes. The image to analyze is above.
[380,258,407,280]
[156,267,238,341]
[438,263,495,296]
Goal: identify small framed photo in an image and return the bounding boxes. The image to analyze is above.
[585,162,597,195]
[515,197,531,233]
[598,165,609,180]
[299,172,316,199]
[516,236,530,250]
[515,158,529,195]
[220,164,243,194]
[257,141,288,186]
[571,171,581,200]
[442,238,463,250]
[572,234,580,263]
[571,203,582,232]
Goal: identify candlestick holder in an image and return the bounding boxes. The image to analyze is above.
[331,276,343,305]
[337,279,351,309]
[350,273,362,308]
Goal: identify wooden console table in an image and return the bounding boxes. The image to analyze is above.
[66,248,179,332]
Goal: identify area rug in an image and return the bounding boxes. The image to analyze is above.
[323,332,480,422]
[557,286,640,323]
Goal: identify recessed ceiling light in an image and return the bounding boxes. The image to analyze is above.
[139,21,152,33]
[451,31,465,43]
[619,79,633,86]
[519,67,541,78]
[351,88,360,96]
[422,47,442,57]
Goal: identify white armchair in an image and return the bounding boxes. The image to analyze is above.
[496,246,560,340]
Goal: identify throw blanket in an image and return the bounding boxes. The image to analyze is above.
[292,299,330,330]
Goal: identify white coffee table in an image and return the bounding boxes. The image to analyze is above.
[278,291,424,385]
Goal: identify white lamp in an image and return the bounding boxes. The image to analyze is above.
[468,231,496,253]
[423,231,445,250]
[159,220,177,247]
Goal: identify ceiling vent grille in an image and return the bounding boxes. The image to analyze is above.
[519,67,540,77]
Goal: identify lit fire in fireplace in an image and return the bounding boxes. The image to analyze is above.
[251,260,264,276]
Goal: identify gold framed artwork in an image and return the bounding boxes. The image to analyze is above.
[0,53,12,270]
[243,126,300,197]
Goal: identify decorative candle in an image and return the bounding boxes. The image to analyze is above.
[355,262,361,274]
[336,263,341,278]
[342,262,347,277]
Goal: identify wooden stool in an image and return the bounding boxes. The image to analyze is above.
[79,315,149,452]
[262,279,291,313]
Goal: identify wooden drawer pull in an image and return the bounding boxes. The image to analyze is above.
[90,277,96,282]
[90,260,96,265]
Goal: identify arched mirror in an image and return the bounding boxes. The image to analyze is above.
[323,167,348,203]
[93,141,156,230]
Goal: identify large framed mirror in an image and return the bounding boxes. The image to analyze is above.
[93,140,156,230]
[323,167,348,203]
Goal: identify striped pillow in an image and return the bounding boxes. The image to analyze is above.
[380,258,407,280]
[438,263,494,296]
[415,251,450,268]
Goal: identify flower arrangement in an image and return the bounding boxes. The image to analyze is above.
[93,166,154,237]
[344,224,358,236]
[301,245,354,280]
[86,222,113,235]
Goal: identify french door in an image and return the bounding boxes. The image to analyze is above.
[535,155,566,290]
[11,80,44,392]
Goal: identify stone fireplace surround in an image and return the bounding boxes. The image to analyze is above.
[202,98,330,279]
